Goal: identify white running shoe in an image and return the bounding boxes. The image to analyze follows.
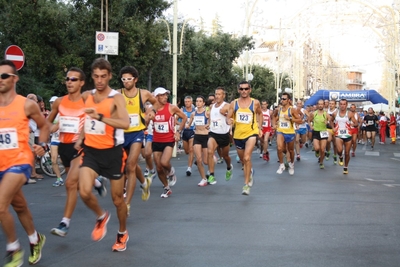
[276,163,285,174]
[167,167,177,186]
[197,179,208,187]
[288,162,294,175]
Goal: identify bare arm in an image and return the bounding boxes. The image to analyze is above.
[226,101,235,125]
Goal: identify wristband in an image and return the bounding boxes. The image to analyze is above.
[38,142,49,152]
[98,113,104,121]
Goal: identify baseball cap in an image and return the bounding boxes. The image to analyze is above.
[49,96,58,103]
[153,87,170,97]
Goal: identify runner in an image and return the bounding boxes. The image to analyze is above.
[117,66,155,217]
[186,96,210,186]
[75,58,130,251]
[349,104,362,156]
[331,99,358,174]
[151,87,187,198]
[260,100,272,162]
[0,60,48,266]
[206,87,233,185]
[389,111,396,144]
[326,100,338,164]
[49,67,107,237]
[48,96,63,186]
[294,100,308,161]
[227,81,262,195]
[272,92,302,175]
[363,107,379,150]
[143,102,156,179]
[308,99,330,169]
[179,96,195,176]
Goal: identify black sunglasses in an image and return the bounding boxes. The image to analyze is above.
[281,98,288,101]
[0,73,17,79]
[239,87,250,91]
[65,77,80,82]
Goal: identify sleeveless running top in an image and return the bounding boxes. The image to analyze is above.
[335,111,351,138]
[121,88,146,133]
[193,110,208,127]
[0,95,33,171]
[58,96,86,144]
[277,107,295,134]
[313,110,328,131]
[262,110,271,129]
[182,106,195,130]
[84,89,124,149]
[233,98,259,139]
[153,103,175,142]
[209,102,230,134]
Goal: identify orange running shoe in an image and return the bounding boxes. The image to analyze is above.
[112,232,129,252]
[91,211,110,241]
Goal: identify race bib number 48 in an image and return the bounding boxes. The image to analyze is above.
[0,128,18,150]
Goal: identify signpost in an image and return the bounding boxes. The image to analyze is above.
[95,31,119,56]
[5,45,25,70]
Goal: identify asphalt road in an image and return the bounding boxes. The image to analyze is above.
[2,141,400,267]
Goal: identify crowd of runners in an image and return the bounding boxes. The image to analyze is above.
[1,57,399,266]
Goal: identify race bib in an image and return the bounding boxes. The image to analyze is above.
[237,112,252,124]
[367,120,374,125]
[339,129,349,135]
[129,114,139,127]
[280,121,289,129]
[320,131,328,138]
[59,116,80,133]
[211,119,221,130]
[262,120,270,127]
[154,122,169,133]
[84,116,106,135]
[194,116,205,126]
[0,128,18,150]
[51,131,60,142]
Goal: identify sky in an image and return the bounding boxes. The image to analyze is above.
[165,0,396,90]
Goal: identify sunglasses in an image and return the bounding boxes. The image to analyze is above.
[239,87,250,91]
[121,77,135,82]
[0,73,17,79]
[281,98,288,101]
[65,77,80,82]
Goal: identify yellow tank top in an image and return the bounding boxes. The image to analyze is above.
[277,107,295,134]
[122,88,146,132]
[233,98,259,139]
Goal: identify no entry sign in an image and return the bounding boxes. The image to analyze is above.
[5,45,25,71]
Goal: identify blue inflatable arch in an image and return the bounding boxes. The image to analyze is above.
[304,90,388,106]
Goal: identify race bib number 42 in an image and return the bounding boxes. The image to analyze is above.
[154,122,169,133]
[0,128,18,150]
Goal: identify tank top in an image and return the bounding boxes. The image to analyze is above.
[313,110,328,131]
[182,106,195,130]
[262,110,271,129]
[335,111,351,138]
[83,89,124,149]
[277,107,295,134]
[209,102,230,134]
[0,95,33,171]
[122,88,146,133]
[233,99,259,139]
[58,96,86,144]
[153,103,175,143]
[297,108,307,129]
[193,110,208,127]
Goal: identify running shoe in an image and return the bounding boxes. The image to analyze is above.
[276,163,285,174]
[112,232,129,252]
[225,164,233,181]
[167,167,177,186]
[315,151,320,158]
[296,155,300,161]
[95,176,107,197]
[259,153,263,158]
[51,222,69,237]
[339,157,344,166]
[288,162,294,175]
[333,155,338,165]
[207,175,217,185]
[371,146,374,151]
[144,168,149,177]
[186,167,192,176]
[263,152,270,161]
[300,143,303,148]
[236,155,240,163]
[4,249,24,267]
[52,178,64,187]
[198,179,208,187]
[161,187,172,198]
[28,233,46,265]
[27,178,37,184]
[351,152,355,157]
[319,163,324,169]
[148,170,156,181]
[249,168,254,187]
[343,167,348,174]
[242,185,250,195]
[217,158,224,164]
[325,151,330,160]
[140,177,151,201]
[126,204,130,217]
[91,211,110,241]
[305,142,309,148]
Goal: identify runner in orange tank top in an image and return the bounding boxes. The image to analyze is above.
[0,60,50,266]
[74,58,130,252]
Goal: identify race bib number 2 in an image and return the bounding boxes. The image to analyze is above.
[0,128,18,150]
[84,117,106,135]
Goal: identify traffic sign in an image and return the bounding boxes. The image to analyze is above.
[5,45,25,70]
